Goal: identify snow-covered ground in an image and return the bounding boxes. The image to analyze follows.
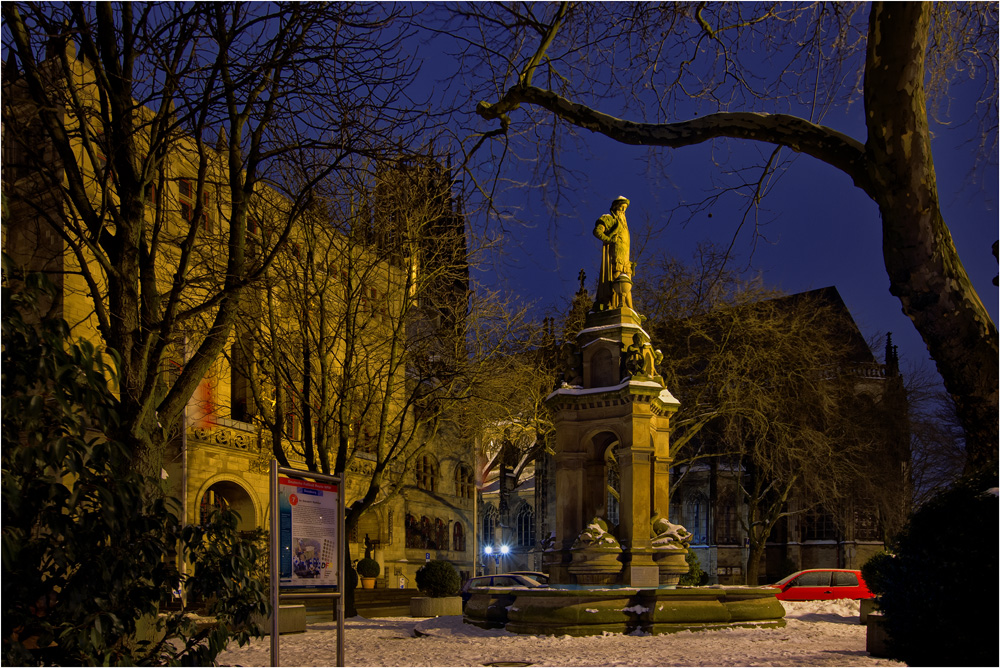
[217,599,903,667]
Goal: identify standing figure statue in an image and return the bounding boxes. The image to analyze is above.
[593,196,634,310]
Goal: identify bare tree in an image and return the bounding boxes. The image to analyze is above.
[2,2,422,475]
[635,251,897,584]
[462,2,998,477]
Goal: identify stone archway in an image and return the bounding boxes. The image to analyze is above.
[198,478,258,531]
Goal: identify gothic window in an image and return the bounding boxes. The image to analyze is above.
[515,504,535,548]
[482,504,498,545]
[453,522,466,552]
[455,464,474,499]
[416,455,438,492]
[688,493,709,544]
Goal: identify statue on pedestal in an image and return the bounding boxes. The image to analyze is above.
[593,196,634,311]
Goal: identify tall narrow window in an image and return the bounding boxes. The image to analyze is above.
[455,464,474,499]
[230,336,254,422]
[453,522,466,552]
[482,504,498,546]
[178,178,212,231]
[416,455,438,492]
[606,448,620,527]
[516,504,536,548]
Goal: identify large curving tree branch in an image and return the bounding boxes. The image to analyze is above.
[477,86,874,197]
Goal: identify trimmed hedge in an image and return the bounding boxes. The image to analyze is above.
[356,557,380,578]
[415,560,461,598]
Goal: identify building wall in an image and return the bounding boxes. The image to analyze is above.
[3,51,476,588]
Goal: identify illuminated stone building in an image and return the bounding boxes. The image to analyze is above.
[3,44,476,587]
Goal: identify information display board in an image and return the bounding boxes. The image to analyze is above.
[278,476,340,587]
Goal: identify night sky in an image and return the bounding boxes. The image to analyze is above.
[443,38,998,393]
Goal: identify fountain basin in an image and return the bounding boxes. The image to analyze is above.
[464,586,785,636]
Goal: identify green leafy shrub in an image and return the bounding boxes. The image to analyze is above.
[860,550,894,596]
[678,550,707,586]
[876,475,997,667]
[1,271,267,666]
[415,560,461,598]
[356,557,380,578]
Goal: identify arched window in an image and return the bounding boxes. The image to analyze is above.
[687,493,709,544]
[606,448,621,527]
[515,504,536,548]
[434,518,447,550]
[454,464,474,499]
[405,513,421,548]
[482,504,498,545]
[420,516,433,547]
[453,522,466,552]
[416,455,438,492]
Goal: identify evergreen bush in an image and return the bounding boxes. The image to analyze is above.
[876,475,998,667]
[1,270,267,666]
[859,550,893,596]
[415,560,461,598]
[356,557,380,578]
[678,550,707,586]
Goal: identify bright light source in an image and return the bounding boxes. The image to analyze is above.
[484,545,493,555]
[500,544,510,556]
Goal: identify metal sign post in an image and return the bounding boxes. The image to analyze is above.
[270,460,346,667]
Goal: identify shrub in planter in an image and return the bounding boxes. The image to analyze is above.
[415,560,461,598]
[860,550,893,596]
[356,558,380,579]
[877,474,998,667]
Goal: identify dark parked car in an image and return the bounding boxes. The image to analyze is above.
[508,570,550,584]
[460,573,547,603]
[769,569,874,601]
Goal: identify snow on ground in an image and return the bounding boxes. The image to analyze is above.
[216,599,903,667]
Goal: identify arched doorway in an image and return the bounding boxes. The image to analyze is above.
[199,479,257,531]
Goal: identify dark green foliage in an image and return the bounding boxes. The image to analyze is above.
[859,550,893,596]
[1,272,267,666]
[356,557,380,578]
[876,476,998,667]
[678,550,707,586]
[415,560,461,598]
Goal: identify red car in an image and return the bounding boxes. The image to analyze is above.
[769,569,874,601]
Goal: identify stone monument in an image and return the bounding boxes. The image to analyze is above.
[544,196,683,587]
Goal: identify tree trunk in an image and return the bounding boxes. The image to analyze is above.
[863,2,998,477]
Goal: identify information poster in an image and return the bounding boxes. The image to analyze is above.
[278,476,339,587]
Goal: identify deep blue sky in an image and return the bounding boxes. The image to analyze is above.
[442,32,998,392]
[473,122,997,383]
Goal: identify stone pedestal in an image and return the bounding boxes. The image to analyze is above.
[544,303,680,585]
[568,547,623,585]
[652,549,690,585]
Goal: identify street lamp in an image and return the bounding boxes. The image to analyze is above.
[483,544,510,574]
[483,545,493,574]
